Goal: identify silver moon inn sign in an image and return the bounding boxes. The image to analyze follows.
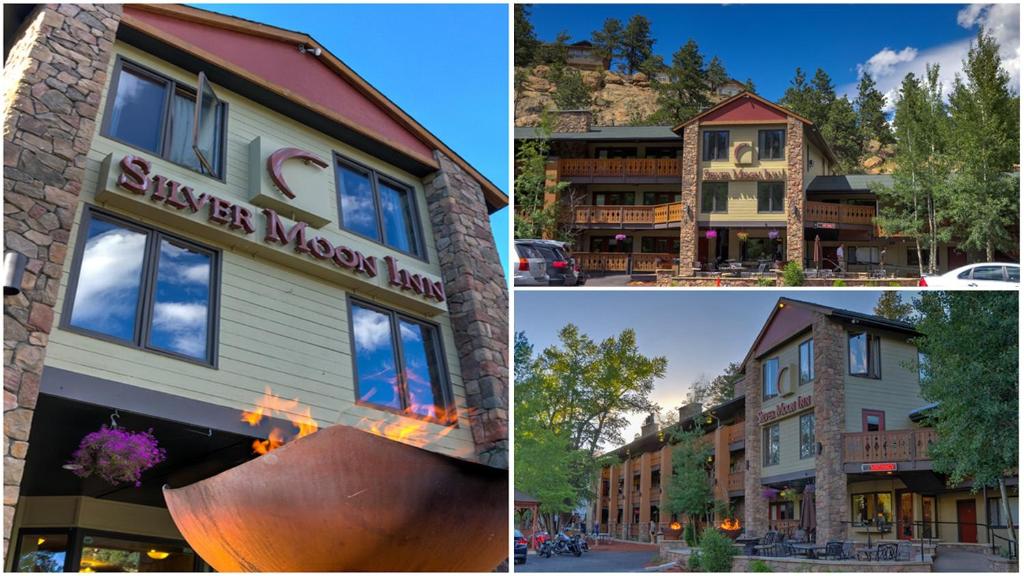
[96,149,447,314]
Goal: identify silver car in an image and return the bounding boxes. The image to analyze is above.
[514,242,549,286]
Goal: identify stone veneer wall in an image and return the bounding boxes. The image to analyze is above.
[3,4,122,551]
[423,152,509,469]
[552,110,592,133]
[678,123,700,266]
[812,314,848,542]
[785,117,805,264]
[742,358,769,536]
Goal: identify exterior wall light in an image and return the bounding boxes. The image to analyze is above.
[4,251,27,296]
[816,441,823,455]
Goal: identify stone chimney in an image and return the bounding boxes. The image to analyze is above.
[553,110,593,133]
[678,402,702,424]
[640,413,658,437]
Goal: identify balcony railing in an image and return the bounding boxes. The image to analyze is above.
[726,422,745,445]
[727,472,744,492]
[557,158,683,179]
[574,252,675,274]
[842,428,937,464]
[805,201,876,226]
[566,203,685,226]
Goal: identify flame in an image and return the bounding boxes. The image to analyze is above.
[354,402,462,453]
[670,521,682,531]
[241,387,320,454]
[720,518,741,530]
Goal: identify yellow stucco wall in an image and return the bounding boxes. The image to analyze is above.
[699,181,788,224]
[44,43,477,461]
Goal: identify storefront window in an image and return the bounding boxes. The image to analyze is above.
[66,209,217,365]
[799,339,814,384]
[741,238,775,261]
[336,157,424,259]
[351,300,453,423]
[799,412,815,459]
[848,332,881,378]
[762,357,779,399]
[77,533,196,572]
[852,492,894,525]
[763,423,780,466]
[15,531,69,572]
[104,59,225,178]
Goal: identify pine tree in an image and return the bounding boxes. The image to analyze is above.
[651,39,709,123]
[706,56,728,93]
[743,77,756,93]
[553,67,592,110]
[947,29,1019,261]
[591,18,624,68]
[780,68,815,119]
[855,74,894,148]
[621,15,655,75]
[535,30,571,67]
[514,5,540,67]
[873,292,914,322]
[824,97,862,174]
[782,68,862,173]
[810,68,837,126]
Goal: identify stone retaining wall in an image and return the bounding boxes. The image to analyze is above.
[655,272,919,287]
[731,555,933,572]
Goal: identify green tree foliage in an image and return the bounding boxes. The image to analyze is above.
[638,54,668,81]
[781,67,862,173]
[552,66,592,110]
[514,5,539,67]
[706,56,728,93]
[687,362,743,407]
[874,67,952,275]
[873,292,914,322]
[913,292,1018,547]
[697,528,736,572]
[535,30,571,66]
[782,261,805,286]
[621,15,655,75]
[651,39,710,124]
[664,426,714,531]
[823,96,862,174]
[513,116,566,239]
[515,326,667,509]
[947,29,1020,261]
[743,77,757,93]
[591,18,623,66]
[855,73,894,146]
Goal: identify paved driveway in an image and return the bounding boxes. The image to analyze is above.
[582,274,633,287]
[515,549,657,572]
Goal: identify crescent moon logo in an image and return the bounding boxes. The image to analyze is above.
[267,148,328,199]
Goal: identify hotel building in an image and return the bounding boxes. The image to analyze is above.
[514,92,1010,275]
[3,4,508,571]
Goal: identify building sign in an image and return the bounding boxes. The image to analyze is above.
[703,169,786,182]
[861,463,897,472]
[814,222,837,229]
[757,395,812,425]
[108,153,446,305]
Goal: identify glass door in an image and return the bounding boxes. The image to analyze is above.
[922,496,937,539]
[897,491,914,540]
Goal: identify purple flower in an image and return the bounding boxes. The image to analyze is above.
[768,230,780,240]
[705,230,718,239]
[67,426,166,487]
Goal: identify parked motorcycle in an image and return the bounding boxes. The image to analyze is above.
[541,531,581,558]
[571,533,589,553]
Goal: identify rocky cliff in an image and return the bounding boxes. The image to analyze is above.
[515,65,659,127]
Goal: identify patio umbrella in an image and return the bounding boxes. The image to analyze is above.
[800,484,816,536]
[813,235,822,272]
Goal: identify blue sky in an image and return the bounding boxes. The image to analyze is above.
[527,3,1019,110]
[515,290,918,444]
[198,4,510,272]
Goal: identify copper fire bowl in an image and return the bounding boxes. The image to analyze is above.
[163,424,508,572]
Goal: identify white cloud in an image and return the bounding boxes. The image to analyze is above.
[152,301,208,357]
[70,227,147,328]
[843,3,1019,113]
[352,306,393,352]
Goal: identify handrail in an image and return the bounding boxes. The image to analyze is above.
[838,519,1018,562]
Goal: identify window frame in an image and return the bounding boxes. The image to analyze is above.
[758,129,786,160]
[799,338,814,384]
[756,181,786,213]
[986,496,1020,529]
[701,181,729,213]
[762,356,779,399]
[851,492,895,526]
[762,423,780,467]
[60,206,221,368]
[346,296,456,426]
[799,412,816,460]
[100,56,228,182]
[862,409,886,432]
[334,153,428,262]
[848,331,882,379]
[702,130,730,161]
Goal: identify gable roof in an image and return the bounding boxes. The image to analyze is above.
[741,297,919,369]
[514,125,681,142]
[121,4,507,212]
[672,91,838,165]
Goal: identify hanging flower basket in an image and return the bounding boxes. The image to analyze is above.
[705,230,718,239]
[761,487,779,500]
[614,234,627,241]
[736,232,750,242]
[66,426,166,487]
[768,230,780,240]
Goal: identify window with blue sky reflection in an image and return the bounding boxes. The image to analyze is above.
[148,239,212,360]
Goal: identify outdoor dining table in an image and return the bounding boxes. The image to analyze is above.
[734,536,761,556]
[789,543,825,559]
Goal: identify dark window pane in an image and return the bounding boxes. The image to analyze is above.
[379,181,418,255]
[17,533,69,572]
[338,163,380,240]
[352,304,401,409]
[69,218,148,341]
[167,90,202,172]
[1008,267,1020,282]
[398,319,447,420]
[972,266,1005,280]
[77,534,195,572]
[148,239,211,360]
[108,67,167,153]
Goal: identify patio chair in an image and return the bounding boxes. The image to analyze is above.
[820,541,846,560]
[753,531,780,557]
[876,543,898,561]
[791,529,807,543]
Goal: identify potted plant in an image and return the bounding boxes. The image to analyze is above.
[761,487,779,500]
[66,425,166,487]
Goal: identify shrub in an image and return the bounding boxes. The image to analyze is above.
[756,277,775,287]
[750,559,773,572]
[687,551,702,571]
[684,523,697,547]
[782,261,805,286]
[832,278,847,287]
[697,529,735,573]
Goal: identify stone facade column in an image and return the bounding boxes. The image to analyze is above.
[785,117,806,265]
[424,152,509,468]
[812,315,848,542]
[639,452,651,540]
[678,123,700,268]
[743,359,769,536]
[3,4,122,553]
[608,464,619,534]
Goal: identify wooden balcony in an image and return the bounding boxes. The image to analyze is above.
[557,157,683,182]
[727,472,744,493]
[566,203,685,227]
[805,201,877,226]
[726,422,745,446]
[574,252,675,274]
[842,428,937,465]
